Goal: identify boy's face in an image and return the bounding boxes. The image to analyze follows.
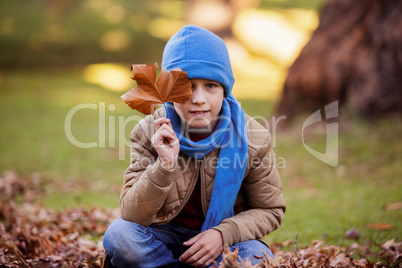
[173,79,224,134]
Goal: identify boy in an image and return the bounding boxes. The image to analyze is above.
[103,25,286,267]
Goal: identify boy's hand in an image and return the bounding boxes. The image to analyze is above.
[179,229,223,267]
[152,118,180,170]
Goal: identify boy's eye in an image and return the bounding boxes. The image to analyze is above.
[206,83,217,89]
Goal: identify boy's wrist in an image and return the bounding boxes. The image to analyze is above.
[160,157,176,170]
[146,157,176,188]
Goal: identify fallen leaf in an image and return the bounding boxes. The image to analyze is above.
[385,202,402,211]
[217,247,240,267]
[366,222,392,230]
[121,62,192,115]
[382,238,395,249]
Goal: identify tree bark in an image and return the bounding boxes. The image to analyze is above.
[276,0,402,120]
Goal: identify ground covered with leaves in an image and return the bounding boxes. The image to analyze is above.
[0,171,400,267]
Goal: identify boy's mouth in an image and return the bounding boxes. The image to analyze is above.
[190,110,209,116]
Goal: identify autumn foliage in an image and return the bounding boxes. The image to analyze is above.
[121,63,193,115]
[0,171,118,267]
[1,171,400,267]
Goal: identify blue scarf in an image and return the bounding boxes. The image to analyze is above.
[166,94,248,231]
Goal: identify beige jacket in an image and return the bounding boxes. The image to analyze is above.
[120,109,286,246]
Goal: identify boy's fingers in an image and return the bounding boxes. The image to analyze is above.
[153,129,175,146]
[179,245,199,262]
[183,233,200,246]
[159,123,175,134]
[155,120,176,138]
[165,119,174,129]
[154,118,171,130]
[179,234,202,262]
[154,117,170,124]
[158,126,178,145]
[189,254,212,267]
[181,247,214,267]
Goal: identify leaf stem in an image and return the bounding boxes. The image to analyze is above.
[163,103,168,118]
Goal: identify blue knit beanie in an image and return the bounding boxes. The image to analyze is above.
[162,25,234,98]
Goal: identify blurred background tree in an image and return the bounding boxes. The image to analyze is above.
[276,0,402,120]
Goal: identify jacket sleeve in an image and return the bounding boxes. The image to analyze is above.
[212,132,286,246]
[119,117,177,226]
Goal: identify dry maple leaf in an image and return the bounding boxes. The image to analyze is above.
[121,62,193,115]
[366,222,393,230]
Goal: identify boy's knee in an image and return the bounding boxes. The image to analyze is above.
[103,219,178,267]
[104,218,129,247]
[103,218,146,266]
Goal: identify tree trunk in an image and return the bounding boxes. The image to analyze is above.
[276,0,402,121]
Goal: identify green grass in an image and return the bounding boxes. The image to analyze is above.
[0,69,401,249]
[0,68,139,208]
[266,117,402,248]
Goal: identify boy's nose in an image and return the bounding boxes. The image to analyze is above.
[191,87,206,104]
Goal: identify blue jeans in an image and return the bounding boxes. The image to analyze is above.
[103,218,274,267]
